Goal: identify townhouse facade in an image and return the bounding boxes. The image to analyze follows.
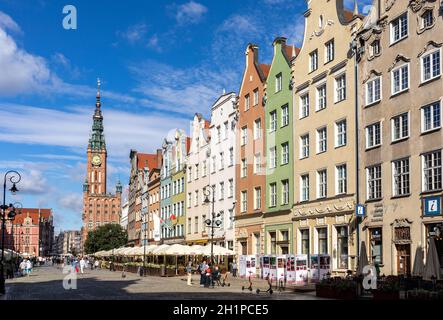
[291,0,362,274]
[263,38,298,255]
[357,0,443,276]
[209,92,237,250]
[235,44,270,257]
[147,150,162,244]
[160,137,174,242]
[186,114,211,245]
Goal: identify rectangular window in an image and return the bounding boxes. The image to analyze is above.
[367,165,382,200]
[300,93,309,118]
[336,120,347,147]
[391,13,408,44]
[301,229,310,255]
[392,64,409,94]
[301,174,309,202]
[318,228,328,254]
[194,191,199,206]
[335,74,346,102]
[241,126,248,146]
[245,94,250,111]
[336,164,347,195]
[269,147,277,169]
[254,153,261,174]
[228,179,234,198]
[229,148,234,166]
[281,179,289,205]
[241,191,247,213]
[187,218,191,234]
[421,101,441,132]
[270,111,277,132]
[422,150,442,192]
[202,159,207,177]
[254,187,261,210]
[270,232,277,255]
[194,217,198,234]
[211,156,216,173]
[241,159,247,178]
[219,182,224,200]
[393,158,410,196]
[281,142,289,165]
[300,134,310,159]
[217,126,221,143]
[219,152,224,170]
[366,77,381,105]
[254,118,262,140]
[281,104,289,127]
[370,228,383,264]
[317,84,327,110]
[366,122,382,149]
[422,50,441,82]
[275,73,282,92]
[253,88,259,106]
[325,39,334,63]
[391,112,409,141]
[270,183,277,207]
[370,39,380,57]
[317,169,327,199]
[422,10,433,28]
[228,210,234,229]
[317,127,327,154]
[195,164,199,180]
[310,50,318,72]
[337,226,348,269]
[224,121,229,140]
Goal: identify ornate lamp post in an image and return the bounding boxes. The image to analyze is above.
[0,170,21,295]
[203,185,223,266]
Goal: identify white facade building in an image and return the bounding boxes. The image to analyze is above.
[120,200,129,231]
[208,92,237,250]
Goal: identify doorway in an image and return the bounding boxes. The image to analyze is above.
[396,244,411,276]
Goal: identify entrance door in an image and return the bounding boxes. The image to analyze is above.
[396,244,411,276]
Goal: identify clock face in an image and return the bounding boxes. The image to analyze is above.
[92,155,102,166]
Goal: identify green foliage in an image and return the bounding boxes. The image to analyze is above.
[84,224,128,254]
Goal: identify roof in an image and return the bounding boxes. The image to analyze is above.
[204,120,210,129]
[137,153,158,171]
[186,137,191,154]
[259,64,271,79]
[12,208,53,225]
[343,9,364,22]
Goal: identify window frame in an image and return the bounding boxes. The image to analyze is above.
[421,101,441,133]
[366,76,382,106]
[366,164,382,200]
[391,112,410,142]
[421,48,442,83]
[391,63,409,96]
[392,158,410,197]
[390,12,408,45]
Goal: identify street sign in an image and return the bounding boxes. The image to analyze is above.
[424,196,441,216]
[356,204,365,217]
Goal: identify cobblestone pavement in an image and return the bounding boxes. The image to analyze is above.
[4,266,324,300]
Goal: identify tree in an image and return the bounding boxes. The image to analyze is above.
[84,224,128,254]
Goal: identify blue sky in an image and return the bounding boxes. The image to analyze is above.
[0,0,372,233]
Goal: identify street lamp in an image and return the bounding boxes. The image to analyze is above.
[203,185,223,266]
[0,170,21,295]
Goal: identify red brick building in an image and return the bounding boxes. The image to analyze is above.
[1,208,54,257]
[82,80,122,250]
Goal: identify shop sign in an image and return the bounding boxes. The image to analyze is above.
[423,196,441,216]
[356,204,365,217]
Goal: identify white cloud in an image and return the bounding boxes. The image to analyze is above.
[116,23,148,44]
[58,193,83,213]
[19,170,51,195]
[174,1,208,25]
[0,103,188,160]
[0,11,21,33]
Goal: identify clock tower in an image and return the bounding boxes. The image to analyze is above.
[81,79,122,251]
[86,79,107,195]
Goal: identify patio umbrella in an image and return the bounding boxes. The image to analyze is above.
[423,237,441,280]
[412,245,425,277]
[357,241,369,276]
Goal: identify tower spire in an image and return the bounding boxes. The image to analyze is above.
[96,77,101,109]
[88,78,106,151]
[353,0,359,16]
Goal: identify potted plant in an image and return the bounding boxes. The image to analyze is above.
[373,276,400,300]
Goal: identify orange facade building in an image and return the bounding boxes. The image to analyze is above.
[235,44,270,255]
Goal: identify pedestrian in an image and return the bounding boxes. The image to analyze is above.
[25,259,32,276]
[204,264,212,288]
[186,261,193,286]
[232,260,237,277]
[19,259,26,277]
[94,260,99,270]
[80,257,85,274]
[199,260,207,287]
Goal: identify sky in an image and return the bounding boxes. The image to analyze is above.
[0,0,372,233]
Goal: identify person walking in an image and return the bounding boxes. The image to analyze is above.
[186,261,193,286]
[19,259,26,277]
[199,260,207,287]
[80,257,85,274]
[94,260,99,270]
[25,259,32,277]
[232,260,237,277]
